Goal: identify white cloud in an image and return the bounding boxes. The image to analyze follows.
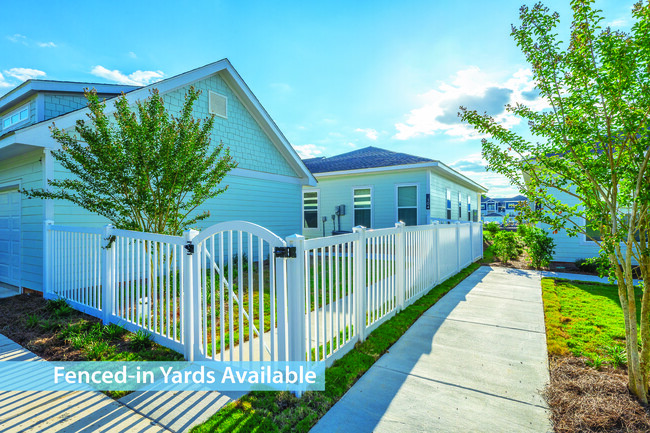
[394,66,549,141]
[450,153,520,197]
[3,67,46,81]
[294,144,325,159]
[607,18,627,27]
[128,51,137,59]
[7,33,27,44]
[37,41,56,48]
[355,128,378,140]
[90,65,164,86]
[0,72,12,88]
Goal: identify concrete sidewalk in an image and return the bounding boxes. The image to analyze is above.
[311,265,552,433]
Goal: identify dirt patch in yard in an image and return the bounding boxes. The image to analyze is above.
[0,294,91,360]
[545,357,650,433]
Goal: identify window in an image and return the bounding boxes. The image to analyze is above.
[487,202,496,212]
[354,188,372,228]
[397,185,417,226]
[467,196,472,221]
[458,192,462,219]
[446,189,452,220]
[472,209,478,222]
[2,105,29,130]
[303,191,319,229]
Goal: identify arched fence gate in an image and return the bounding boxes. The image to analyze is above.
[44,220,483,366]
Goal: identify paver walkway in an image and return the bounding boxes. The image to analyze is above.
[311,265,552,433]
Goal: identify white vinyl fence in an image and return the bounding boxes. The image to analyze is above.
[44,220,482,366]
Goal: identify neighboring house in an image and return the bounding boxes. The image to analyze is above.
[480,195,528,224]
[0,59,316,293]
[301,146,487,238]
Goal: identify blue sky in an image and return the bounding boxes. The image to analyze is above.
[0,0,636,196]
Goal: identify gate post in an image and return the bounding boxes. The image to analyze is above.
[101,224,115,325]
[353,226,367,342]
[285,235,306,362]
[183,229,198,361]
[395,222,406,311]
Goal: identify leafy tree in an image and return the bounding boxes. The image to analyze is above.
[460,1,650,402]
[24,87,237,235]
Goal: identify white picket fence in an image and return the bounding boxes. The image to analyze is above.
[44,220,482,366]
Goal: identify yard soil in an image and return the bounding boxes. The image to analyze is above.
[545,357,650,433]
[0,293,91,361]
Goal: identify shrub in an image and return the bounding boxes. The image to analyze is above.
[576,253,611,277]
[493,231,520,263]
[25,314,41,328]
[521,227,555,269]
[104,324,126,340]
[129,329,154,351]
[607,345,627,368]
[484,222,500,235]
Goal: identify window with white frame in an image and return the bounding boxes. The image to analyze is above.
[303,190,319,229]
[397,185,417,226]
[2,105,29,130]
[467,195,472,221]
[458,192,462,219]
[446,189,451,220]
[353,188,372,228]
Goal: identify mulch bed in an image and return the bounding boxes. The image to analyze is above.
[545,357,650,433]
[0,293,99,361]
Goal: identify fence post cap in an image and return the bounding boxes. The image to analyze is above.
[431,220,439,225]
[395,221,406,228]
[286,234,305,245]
[352,225,367,233]
[45,219,55,225]
[183,228,199,240]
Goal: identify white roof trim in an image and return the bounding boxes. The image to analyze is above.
[6,59,316,186]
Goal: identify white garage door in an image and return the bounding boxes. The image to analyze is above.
[0,189,20,286]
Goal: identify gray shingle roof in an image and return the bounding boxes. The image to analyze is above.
[302,146,435,174]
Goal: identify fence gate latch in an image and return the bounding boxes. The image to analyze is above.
[274,246,296,258]
[184,241,195,255]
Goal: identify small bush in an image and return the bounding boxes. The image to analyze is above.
[493,231,520,263]
[586,354,606,370]
[607,345,627,368]
[86,341,115,360]
[576,253,612,277]
[104,324,126,340]
[26,313,41,328]
[129,329,154,351]
[521,227,555,269]
[484,221,500,235]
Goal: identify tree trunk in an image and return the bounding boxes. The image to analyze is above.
[613,252,648,404]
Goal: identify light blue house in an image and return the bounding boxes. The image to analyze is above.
[301,147,487,238]
[0,59,316,293]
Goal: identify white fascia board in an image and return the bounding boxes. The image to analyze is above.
[8,59,317,186]
[313,162,440,178]
[432,163,488,193]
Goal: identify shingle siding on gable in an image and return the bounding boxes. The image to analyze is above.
[43,94,89,120]
[162,74,298,178]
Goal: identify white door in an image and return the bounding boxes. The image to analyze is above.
[0,189,20,286]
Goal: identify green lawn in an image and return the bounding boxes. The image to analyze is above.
[541,278,639,367]
[190,261,483,433]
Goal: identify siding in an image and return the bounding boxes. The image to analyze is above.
[541,189,601,262]
[50,166,302,239]
[43,93,89,120]
[0,149,44,291]
[428,171,480,222]
[161,74,299,178]
[303,169,429,239]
